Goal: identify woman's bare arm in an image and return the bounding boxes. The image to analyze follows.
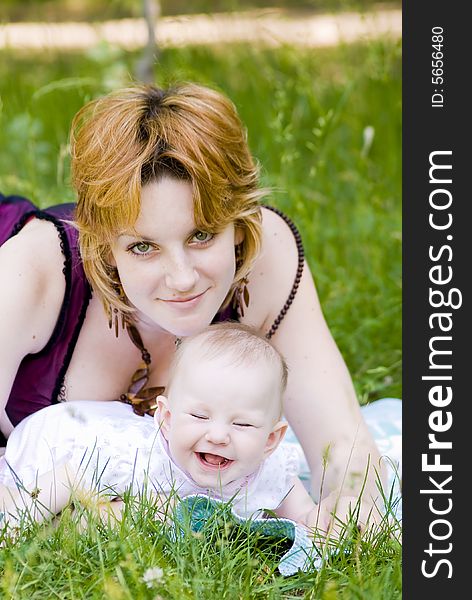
[248,209,386,512]
[0,220,65,438]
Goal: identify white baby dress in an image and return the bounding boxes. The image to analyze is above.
[0,401,301,519]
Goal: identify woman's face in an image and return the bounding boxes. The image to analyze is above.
[110,178,239,337]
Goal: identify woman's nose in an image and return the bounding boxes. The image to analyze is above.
[164,252,199,292]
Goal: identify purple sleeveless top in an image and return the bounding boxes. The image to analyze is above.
[0,194,92,445]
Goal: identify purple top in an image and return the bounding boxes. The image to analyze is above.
[1,194,303,446]
[0,195,92,445]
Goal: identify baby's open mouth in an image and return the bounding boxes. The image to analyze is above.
[197,452,233,469]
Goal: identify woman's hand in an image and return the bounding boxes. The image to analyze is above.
[308,491,386,541]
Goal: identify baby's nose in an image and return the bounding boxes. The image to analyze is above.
[205,426,230,445]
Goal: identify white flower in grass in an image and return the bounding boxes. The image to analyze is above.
[143,566,164,588]
[361,125,375,158]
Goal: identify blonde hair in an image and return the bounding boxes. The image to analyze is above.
[70,83,266,318]
[168,323,288,416]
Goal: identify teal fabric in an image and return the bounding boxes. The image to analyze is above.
[172,494,320,576]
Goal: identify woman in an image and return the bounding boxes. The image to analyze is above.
[0,82,385,528]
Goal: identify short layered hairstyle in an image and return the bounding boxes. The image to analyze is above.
[70,83,266,317]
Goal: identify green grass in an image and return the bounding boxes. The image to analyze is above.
[0,37,401,596]
[1,489,401,599]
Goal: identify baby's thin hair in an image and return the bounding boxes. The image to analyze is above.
[168,322,288,395]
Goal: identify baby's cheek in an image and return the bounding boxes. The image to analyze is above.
[175,422,199,445]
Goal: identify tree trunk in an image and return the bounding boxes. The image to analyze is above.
[135,0,160,84]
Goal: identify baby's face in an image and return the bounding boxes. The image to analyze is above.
[157,350,285,489]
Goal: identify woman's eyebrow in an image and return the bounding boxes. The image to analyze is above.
[117,231,152,240]
[117,229,165,241]
[118,225,200,240]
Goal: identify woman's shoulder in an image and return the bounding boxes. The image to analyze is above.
[245,206,304,332]
[1,216,67,283]
[258,206,302,293]
[0,218,66,352]
[260,206,301,252]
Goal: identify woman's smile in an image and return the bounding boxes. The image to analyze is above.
[159,288,210,307]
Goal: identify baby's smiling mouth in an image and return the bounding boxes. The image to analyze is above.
[197,452,233,469]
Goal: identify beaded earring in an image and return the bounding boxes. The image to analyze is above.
[108,268,127,337]
[233,243,250,318]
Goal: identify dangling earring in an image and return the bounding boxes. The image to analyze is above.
[108,269,127,337]
[233,276,250,317]
[233,243,250,318]
[108,305,127,338]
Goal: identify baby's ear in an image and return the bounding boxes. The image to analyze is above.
[263,420,288,458]
[154,395,171,439]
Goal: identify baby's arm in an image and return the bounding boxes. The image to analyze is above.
[275,477,323,531]
[274,477,331,536]
[0,462,73,528]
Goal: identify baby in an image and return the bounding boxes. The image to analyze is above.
[0,323,322,533]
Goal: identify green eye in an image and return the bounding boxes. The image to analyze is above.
[130,242,152,254]
[192,231,213,243]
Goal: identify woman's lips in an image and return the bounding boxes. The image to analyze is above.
[160,289,208,307]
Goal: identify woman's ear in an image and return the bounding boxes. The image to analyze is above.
[263,421,288,458]
[107,250,117,267]
[154,395,171,439]
[234,226,245,246]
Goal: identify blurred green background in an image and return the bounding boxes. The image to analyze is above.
[0,1,401,403]
[1,0,401,21]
